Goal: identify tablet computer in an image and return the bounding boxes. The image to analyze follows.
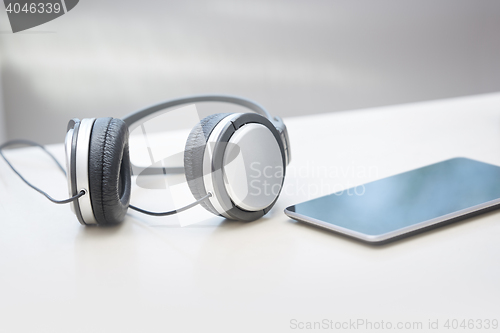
[285,158,500,244]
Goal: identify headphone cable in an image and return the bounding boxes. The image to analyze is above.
[0,139,211,215]
[0,140,85,204]
[129,192,212,216]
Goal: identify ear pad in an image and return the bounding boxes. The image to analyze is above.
[88,117,131,225]
[184,113,230,216]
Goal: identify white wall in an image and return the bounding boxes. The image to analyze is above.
[0,54,5,143]
[0,98,4,144]
[0,9,8,143]
[1,0,500,144]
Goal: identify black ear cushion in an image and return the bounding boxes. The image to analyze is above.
[88,117,131,225]
[184,113,231,216]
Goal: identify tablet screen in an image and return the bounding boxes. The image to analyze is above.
[286,158,500,238]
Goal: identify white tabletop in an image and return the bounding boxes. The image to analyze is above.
[1,93,499,332]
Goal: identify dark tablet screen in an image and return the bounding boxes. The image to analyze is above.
[286,158,500,237]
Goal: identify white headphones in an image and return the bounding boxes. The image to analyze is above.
[65,95,291,225]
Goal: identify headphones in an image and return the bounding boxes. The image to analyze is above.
[64,95,291,226]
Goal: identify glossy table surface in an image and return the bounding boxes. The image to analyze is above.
[1,93,499,332]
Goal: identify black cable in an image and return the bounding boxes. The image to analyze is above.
[0,139,210,215]
[129,192,212,216]
[0,139,85,204]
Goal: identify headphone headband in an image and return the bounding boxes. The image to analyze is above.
[122,94,290,167]
[122,95,274,128]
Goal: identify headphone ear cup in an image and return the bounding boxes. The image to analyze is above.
[184,113,231,216]
[88,117,131,225]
